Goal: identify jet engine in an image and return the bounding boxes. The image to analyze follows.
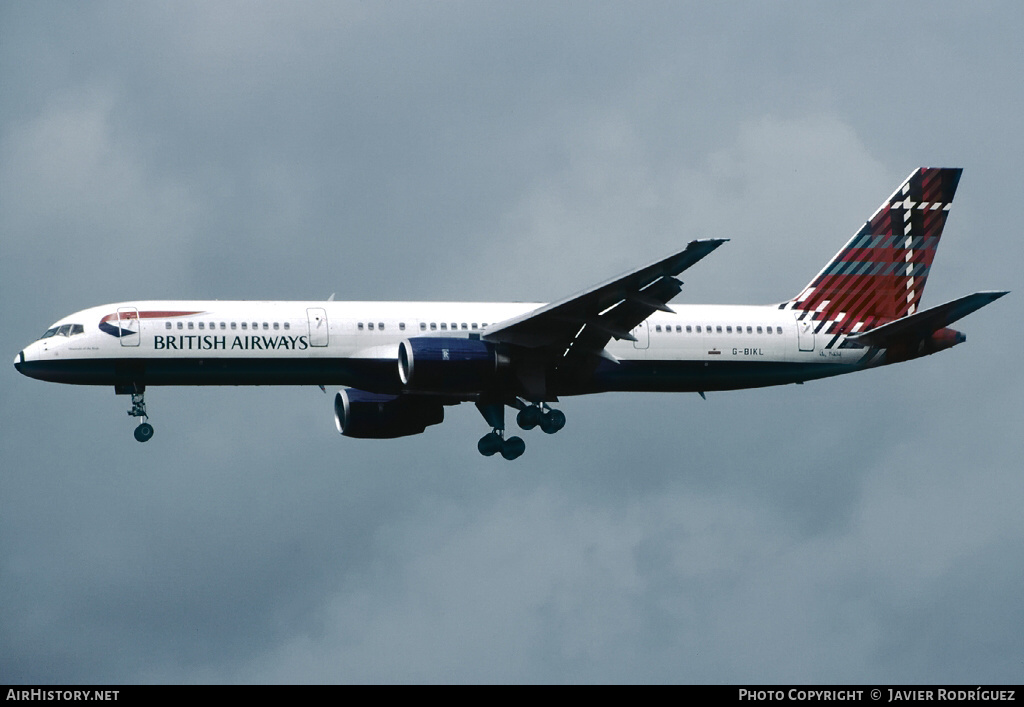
[334,388,445,439]
[398,337,509,394]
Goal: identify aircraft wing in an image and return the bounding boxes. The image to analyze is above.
[483,239,727,358]
[847,290,1009,347]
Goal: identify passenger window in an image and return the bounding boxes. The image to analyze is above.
[472,323,478,330]
[746,326,752,334]
[188,322,194,330]
[726,326,732,334]
[262,323,269,330]
[283,322,290,330]
[165,322,172,330]
[231,322,237,330]
[451,323,457,330]
[776,326,782,334]
[686,325,692,333]
[242,322,248,330]
[440,323,447,330]
[430,323,437,330]
[461,323,468,330]
[655,325,662,332]
[399,322,406,331]
[273,323,279,330]
[420,322,427,331]
[199,322,205,330]
[676,325,682,333]
[757,326,763,334]
[379,322,385,330]
[368,322,374,331]
[716,326,722,333]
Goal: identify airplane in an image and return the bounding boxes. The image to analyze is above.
[13,168,1008,460]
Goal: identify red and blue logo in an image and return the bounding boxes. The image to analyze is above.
[99,311,203,337]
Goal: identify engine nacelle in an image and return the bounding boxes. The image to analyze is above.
[334,388,444,439]
[398,337,508,394]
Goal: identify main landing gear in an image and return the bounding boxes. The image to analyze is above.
[475,400,566,460]
[127,390,154,443]
[477,429,526,460]
[516,403,566,435]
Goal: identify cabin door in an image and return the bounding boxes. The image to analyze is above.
[632,321,650,350]
[118,307,140,347]
[796,316,815,352]
[307,308,329,347]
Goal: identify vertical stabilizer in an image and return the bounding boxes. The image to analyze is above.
[781,167,962,338]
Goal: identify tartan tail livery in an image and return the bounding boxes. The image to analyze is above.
[780,167,1007,358]
[14,168,1008,458]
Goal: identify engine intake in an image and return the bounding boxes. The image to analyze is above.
[334,388,444,439]
[398,337,508,394]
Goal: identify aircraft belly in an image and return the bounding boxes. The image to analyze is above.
[558,358,859,395]
[15,356,400,390]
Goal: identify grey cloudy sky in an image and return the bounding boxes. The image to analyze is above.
[2,1,1022,684]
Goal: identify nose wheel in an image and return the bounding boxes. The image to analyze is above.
[134,422,154,442]
[127,391,154,443]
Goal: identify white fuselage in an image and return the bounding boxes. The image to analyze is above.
[15,299,869,397]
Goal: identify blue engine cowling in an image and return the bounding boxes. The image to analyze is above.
[398,337,508,394]
[334,388,445,439]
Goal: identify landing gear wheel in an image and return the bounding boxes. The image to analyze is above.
[478,431,503,457]
[134,422,154,443]
[125,389,153,442]
[540,408,566,434]
[501,436,526,460]
[516,406,542,430]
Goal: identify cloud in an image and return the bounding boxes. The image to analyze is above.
[472,114,891,305]
[0,86,200,307]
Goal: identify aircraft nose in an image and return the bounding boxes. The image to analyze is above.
[14,350,24,373]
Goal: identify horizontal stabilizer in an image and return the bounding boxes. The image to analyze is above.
[847,290,1008,347]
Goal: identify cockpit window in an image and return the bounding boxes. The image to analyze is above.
[41,324,85,340]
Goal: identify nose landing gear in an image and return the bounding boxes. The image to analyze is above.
[127,390,154,443]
